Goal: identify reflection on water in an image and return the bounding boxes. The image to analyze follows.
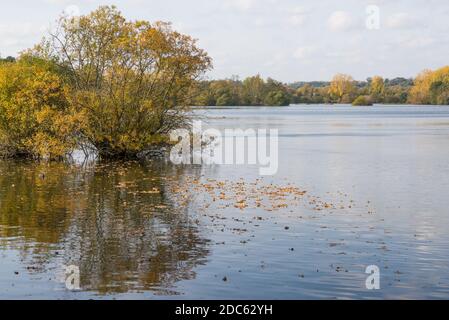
[0,161,209,295]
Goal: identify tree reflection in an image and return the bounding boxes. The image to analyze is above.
[0,160,209,295]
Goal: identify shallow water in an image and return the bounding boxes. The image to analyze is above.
[1,105,449,299]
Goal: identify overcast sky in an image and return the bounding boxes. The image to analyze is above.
[1,0,448,82]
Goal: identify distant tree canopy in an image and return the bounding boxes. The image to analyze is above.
[0,6,211,160]
[0,56,16,64]
[190,75,293,107]
[190,73,419,107]
[190,65,449,107]
[408,66,449,105]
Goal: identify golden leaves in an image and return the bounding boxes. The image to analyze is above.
[408,66,449,104]
[329,73,355,103]
[0,58,75,159]
[0,6,212,159]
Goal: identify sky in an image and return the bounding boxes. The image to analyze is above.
[0,0,448,82]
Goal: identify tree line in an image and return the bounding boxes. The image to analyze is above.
[189,68,449,107]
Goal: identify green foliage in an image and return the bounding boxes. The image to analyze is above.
[241,75,266,105]
[191,76,293,107]
[264,90,290,106]
[0,56,16,64]
[292,77,412,105]
[191,73,418,106]
[352,96,373,106]
[383,85,409,104]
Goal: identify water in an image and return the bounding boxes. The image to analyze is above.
[1,105,449,299]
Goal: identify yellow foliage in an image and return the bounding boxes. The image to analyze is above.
[0,57,79,159]
[34,6,212,158]
[0,6,211,160]
[370,76,385,96]
[329,74,355,103]
[409,66,449,105]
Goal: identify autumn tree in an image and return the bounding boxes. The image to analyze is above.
[190,81,216,106]
[34,6,212,158]
[241,75,266,105]
[369,76,385,102]
[0,56,79,159]
[264,90,290,106]
[210,80,240,106]
[329,74,355,103]
[263,78,290,106]
[296,84,315,103]
[409,67,449,105]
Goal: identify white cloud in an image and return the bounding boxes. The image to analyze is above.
[0,23,45,39]
[64,5,81,17]
[328,11,354,32]
[293,46,316,60]
[288,14,305,26]
[287,6,308,26]
[386,13,418,29]
[0,23,46,55]
[223,0,255,11]
[399,36,436,48]
[43,0,75,4]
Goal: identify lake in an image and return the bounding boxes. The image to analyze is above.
[1,105,449,299]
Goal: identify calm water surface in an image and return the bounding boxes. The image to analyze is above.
[1,105,449,299]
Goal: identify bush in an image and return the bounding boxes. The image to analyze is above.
[0,57,80,159]
[352,96,373,106]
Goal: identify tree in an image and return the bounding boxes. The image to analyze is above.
[369,76,385,102]
[408,70,433,104]
[383,85,409,104]
[352,95,373,106]
[296,84,314,103]
[0,56,79,159]
[409,66,449,105]
[190,81,216,106]
[210,80,240,106]
[264,78,291,106]
[241,75,265,105]
[33,6,212,158]
[264,90,290,106]
[329,74,355,103]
